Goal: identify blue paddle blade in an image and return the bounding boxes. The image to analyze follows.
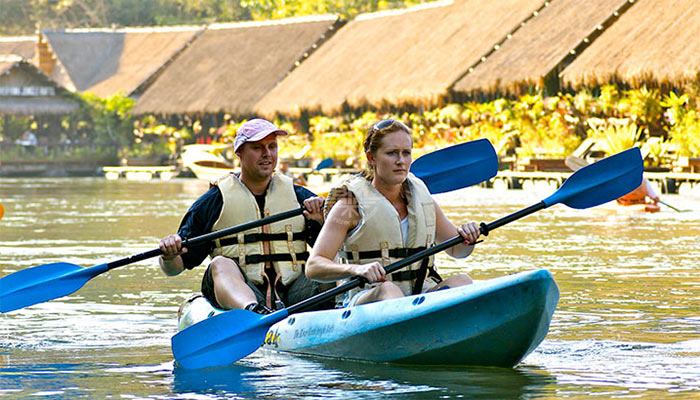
[314,158,333,171]
[172,308,289,369]
[543,147,643,209]
[410,139,498,194]
[0,262,109,313]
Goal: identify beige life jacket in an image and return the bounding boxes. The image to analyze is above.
[324,173,437,296]
[211,173,307,286]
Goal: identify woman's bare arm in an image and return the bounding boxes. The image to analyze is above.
[306,196,387,283]
[433,200,479,258]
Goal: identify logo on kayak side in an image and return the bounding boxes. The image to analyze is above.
[264,328,281,347]
[293,324,334,339]
[263,324,336,348]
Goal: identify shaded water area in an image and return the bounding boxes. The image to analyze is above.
[1,177,698,399]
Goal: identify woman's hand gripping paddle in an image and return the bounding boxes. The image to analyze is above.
[0,140,496,314]
[171,147,642,370]
[170,139,502,369]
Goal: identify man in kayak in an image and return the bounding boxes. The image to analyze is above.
[306,119,480,307]
[616,178,660,206]
[158,118,327,314]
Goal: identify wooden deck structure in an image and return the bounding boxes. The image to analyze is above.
[485,170,700,195]
[102,166,178,180]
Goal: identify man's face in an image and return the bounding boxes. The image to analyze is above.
[237,134,278,181]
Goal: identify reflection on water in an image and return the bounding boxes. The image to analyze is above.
[531,339,700,395]
[172,351,558,399]
[1,178,699,398]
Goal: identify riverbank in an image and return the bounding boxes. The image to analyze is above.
[4,158,700,196]
[0,158,111,177]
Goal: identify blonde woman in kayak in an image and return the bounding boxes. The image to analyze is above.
[306,119,480,307]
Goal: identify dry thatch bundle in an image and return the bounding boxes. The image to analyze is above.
[131,16,341,117]
[561,0,700,89]
[451,0,626,97]
[254,0,545,118]
[43,26,201,97]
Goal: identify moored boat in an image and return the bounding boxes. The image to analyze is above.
[178,269,559,367]
[180,143,235,181]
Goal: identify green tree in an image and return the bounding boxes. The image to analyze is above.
[76,92,135,151]
[0,0,36,35]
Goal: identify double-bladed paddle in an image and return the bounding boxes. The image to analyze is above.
[171,147,643,370]
[410,139,498,194]
[0,139,498,313]
[314,157,334,171]
[0,208,306,313]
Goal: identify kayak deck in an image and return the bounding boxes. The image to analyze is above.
[179,269,559,367]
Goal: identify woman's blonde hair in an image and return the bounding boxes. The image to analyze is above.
[361,119,412,180]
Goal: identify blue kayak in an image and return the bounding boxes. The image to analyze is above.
[178,269,559,367]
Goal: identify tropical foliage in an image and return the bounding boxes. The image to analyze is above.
[2,84,700,169]
[160,84,698,170]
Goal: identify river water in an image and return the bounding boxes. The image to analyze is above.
[0,177,698,399]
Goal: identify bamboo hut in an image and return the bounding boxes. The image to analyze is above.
[254,0,545,118]
[561,0,700,89]
[131,16,342,117]
[0,56,78,115]
[40,26,202,97]
[451,0,630,98]
[0,56,80,166]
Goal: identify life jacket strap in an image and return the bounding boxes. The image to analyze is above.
[243,252,309,265]
[218,231,309,245]
[338,246,428,261]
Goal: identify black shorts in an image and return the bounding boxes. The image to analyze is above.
[201,261,332,311]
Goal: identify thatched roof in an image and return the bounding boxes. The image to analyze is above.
[561,0,700,88]
[451,0,628,96]
[0,57,79,115]
[254,0,545,117]
[131,16,341,116]
[0,36,35,59]
[42,26,201,97]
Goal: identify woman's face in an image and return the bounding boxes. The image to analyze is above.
[368,130,413,186]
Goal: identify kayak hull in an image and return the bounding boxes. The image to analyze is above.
[179,269,558,367]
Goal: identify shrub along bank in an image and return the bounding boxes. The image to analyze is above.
[1,85,699,170]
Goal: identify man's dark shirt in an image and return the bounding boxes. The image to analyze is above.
[177,184,322,270]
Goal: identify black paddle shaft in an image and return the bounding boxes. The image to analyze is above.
[105,207,305,271]
[479,202,546,235]
[288,201,547,314]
